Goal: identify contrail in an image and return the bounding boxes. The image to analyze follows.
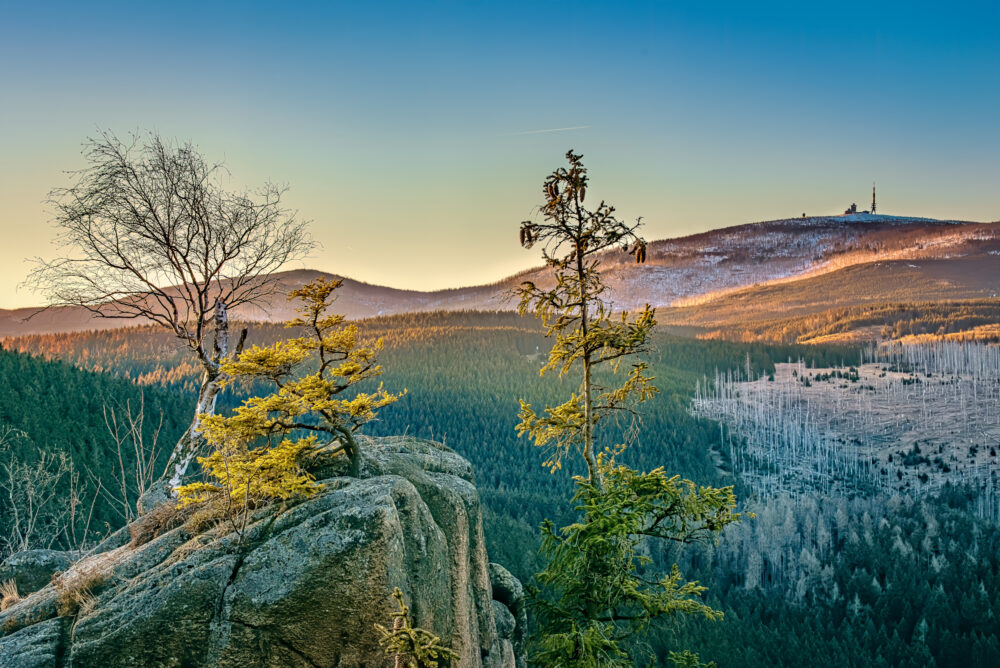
[504,125,591,136]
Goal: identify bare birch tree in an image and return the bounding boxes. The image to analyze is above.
[27,131,313,493]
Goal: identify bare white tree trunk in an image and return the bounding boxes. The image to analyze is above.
[165,374,222,493]
[165,301,232,494]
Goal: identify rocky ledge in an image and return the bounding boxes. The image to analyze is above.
[0,436,525,667]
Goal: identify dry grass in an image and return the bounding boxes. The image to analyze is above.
[48,515,185,619]
[54,559,108,617]
[0,579,20,612]
[184,502,228,535]
[40,500,236,618]
[128,500,192,548]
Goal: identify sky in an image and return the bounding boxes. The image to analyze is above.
[0,0,998,307]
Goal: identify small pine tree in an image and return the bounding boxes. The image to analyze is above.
[516,149,655,486]
[375,587,460,668]
[517,151,740,666]
[176,277,403,529]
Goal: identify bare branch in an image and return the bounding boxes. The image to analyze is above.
[23,130,315,489]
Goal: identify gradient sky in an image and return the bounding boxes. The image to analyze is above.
[1,0,997,307]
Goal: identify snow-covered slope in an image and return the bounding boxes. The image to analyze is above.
[2,215,997,336]
[585,214,998,311]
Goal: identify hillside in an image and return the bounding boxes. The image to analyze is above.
[3,214,997,337]
[0,349,188,557]
[1,311,839,575]
[688,298,1000,345]
[661,257,1000,342]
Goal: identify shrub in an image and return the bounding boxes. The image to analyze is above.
[175,277,402,537]
[176,436,320,538]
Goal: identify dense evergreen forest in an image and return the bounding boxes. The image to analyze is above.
[658,489,1000,667]
[0,349,187,557]
[2,312,997,665]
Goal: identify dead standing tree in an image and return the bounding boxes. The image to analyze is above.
[28,131,312,494]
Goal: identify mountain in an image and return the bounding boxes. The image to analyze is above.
[2,214,997,337]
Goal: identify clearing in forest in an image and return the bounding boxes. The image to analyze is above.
[693,343,1000,519]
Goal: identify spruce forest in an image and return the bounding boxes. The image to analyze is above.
[3,307,999,665]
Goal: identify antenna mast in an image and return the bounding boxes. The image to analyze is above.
[872,182,877,214]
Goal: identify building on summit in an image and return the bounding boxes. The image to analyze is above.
[844,184,876,216]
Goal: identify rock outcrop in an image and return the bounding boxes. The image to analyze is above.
[0,436,525,667]
[0,550,77,594]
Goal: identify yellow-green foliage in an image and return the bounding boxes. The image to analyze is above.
[206,278,402,460]
[516,150,656,483]
[177,437,319,509]
[517,152,739,667]
[176,277,402,518]
[530,456,740,667]
[375,587,459,668]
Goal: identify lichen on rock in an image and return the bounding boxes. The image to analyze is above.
[0,550,77,595]
[0,436,525,668]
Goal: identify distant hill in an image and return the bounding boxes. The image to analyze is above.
[660,257,1000,343]
[2,214,997,337]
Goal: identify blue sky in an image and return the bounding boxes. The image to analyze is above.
[1,0,997,306]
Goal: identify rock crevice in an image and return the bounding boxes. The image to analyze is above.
[0,436,525,668]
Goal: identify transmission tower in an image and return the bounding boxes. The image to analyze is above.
[872,182,877,214]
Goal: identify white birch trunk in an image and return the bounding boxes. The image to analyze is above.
[165,375,222,492]
[165,300,231,494]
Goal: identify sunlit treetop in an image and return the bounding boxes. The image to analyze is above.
[515,150,656,484]
[200,277,404,478]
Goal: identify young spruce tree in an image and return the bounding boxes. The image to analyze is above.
[375,587,460,668]
[517,151,740,667]
[176,277,402,531]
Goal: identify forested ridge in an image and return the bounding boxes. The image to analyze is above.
[2,311,854,565]
[2,311,998,665]
[694,299,1000,345]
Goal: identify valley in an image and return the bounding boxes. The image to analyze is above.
[3,305,1000,666]
[4,5,997,664]
[2,215,999,667]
